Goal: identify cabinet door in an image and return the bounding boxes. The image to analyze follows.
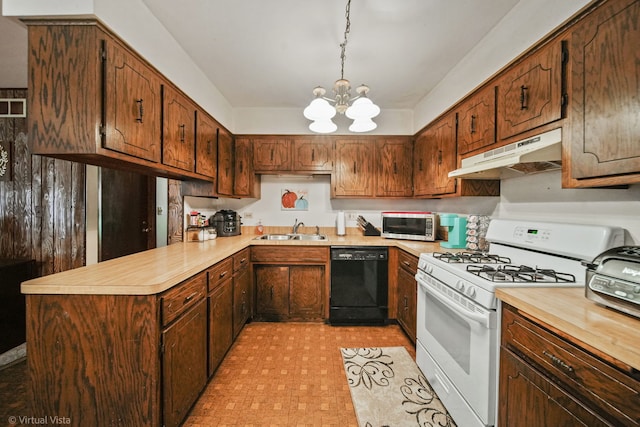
[413,131,431,196]
[289,266,324,320]
[293,138,333,172]
[232,266,251,337]
[414,114,457,197]
[253,138,292,172]
[499,348,610,427]
[103,38,162,162]
[217,128,234,196]
[208,278,233,376]
[569,0,640,182]
[397,267,417,342]
[457,85,496,155]
[163,85,196,172]
[233,137,259,197]
[333,139,375,197]
[255,266,290,319]
[497,40,564,140]
[195,112,217,179]
[375,138,413,197]
[162,299,207,427]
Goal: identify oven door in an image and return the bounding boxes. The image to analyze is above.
[416,271,497,427]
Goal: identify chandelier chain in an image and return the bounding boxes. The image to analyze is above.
[339,0,351,80]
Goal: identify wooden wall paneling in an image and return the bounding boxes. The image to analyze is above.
[168,179,183,244]
[70,162,86,268]
[39,157,56,276]
[13,125,32,260]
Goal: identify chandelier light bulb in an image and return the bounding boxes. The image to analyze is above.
[349,117,377,133]
[309,119,338,134]
[345,96,380,120]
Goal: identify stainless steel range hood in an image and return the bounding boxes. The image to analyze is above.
[448,128,562,179]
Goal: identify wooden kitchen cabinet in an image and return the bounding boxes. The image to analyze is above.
[253,137,293,172]
[413,113,457,197]
[233,137,261,198]
[496,39,565,141]
[567,0,640,186]
[457,84,496,155]
[499,304,640,427]
[252,246,328,321]
[195,111,218,179]
[207,257,234,376]
[375,137,413,197]
[217,127,234,196]
[232,248,252,337]
[396,250,417,342]
[333,139,375,197]
[293,138,333,173]
[163,84,196,172]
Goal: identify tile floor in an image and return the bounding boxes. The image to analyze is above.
[0,322,414,427]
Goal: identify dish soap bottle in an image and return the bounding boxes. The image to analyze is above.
[256,220,264,235]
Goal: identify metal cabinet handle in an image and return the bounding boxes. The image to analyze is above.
[520,85,528,110]
[184,291,198,304]
[270,148,274,161]
[470,114,476,134]
[404,296,408,309]
[179,124,186,143]
[135,99,144,123]
[542,350,574,373]
[311,149,315,162]
[353,162,357,174]
[207,140,212,155]
[402,260,411,267]
[219,271,228,279]
[270,286,274,300]
[437,150,443,165]
[419,158,423,171]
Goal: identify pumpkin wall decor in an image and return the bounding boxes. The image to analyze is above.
[281,188,309,211]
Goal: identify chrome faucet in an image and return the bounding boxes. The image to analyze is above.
[292,218,305,234]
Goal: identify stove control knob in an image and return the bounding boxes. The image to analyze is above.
[466,287,477,298]
[456,280,465,292]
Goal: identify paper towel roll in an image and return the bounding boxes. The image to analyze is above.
[336,211,346,236]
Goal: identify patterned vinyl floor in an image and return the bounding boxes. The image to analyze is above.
[0,322,415,427]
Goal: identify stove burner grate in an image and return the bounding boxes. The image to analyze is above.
[466,264,576,283]
[433,251,511,264]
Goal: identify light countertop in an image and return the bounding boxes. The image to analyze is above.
[497,287,640,372]
[21,233,445,295]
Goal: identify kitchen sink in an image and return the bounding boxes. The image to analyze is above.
[253,234,328,241]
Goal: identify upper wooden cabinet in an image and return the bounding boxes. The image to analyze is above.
[195,112,217,179]
[496,39,565,141]
[293,138,333,173]
[375,137,413,197]
[233,137,261,198]
[413,114,457,197]
[216,128,234,196]
[567,0,640,186]
[457,85,496,155]
[332,139,375,197]
[163,85,196,172]
[253,138,293,172]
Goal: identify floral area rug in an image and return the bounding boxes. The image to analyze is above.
[341,347,457,427]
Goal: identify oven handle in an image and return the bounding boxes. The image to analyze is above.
[418,279,493,329]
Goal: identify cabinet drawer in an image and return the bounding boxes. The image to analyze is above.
[251,246,329,263]
[233,248,250,272]
[502,306,640,426]
[161,272,207,326]
[207,257,233,292]
[398,250,418,273]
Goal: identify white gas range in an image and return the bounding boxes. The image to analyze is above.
[415,218,624,427]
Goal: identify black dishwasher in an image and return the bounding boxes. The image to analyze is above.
[329,246,388,325]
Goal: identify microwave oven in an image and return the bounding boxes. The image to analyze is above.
[381,211,438,241]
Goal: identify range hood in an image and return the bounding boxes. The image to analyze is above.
[448,128,562,179]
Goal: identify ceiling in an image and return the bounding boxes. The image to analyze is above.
[0,0,521,112]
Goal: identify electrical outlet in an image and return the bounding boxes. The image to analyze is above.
[244,211,253,219]
[347,212,358,221]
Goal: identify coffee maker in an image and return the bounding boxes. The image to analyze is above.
[210,210,242,237]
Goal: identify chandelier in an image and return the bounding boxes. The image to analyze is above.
[303,0,380,133]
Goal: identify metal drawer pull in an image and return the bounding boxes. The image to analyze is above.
[542,350,574,373]
[135,99,144,123]
[219,271,228,278]
[184,291,198,304]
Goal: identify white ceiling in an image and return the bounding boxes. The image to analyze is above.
[0,0,521,112]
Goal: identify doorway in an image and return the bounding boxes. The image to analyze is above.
[99,167,156,261]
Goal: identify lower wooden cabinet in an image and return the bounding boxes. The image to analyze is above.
[162,299,207,427]
[233,248,252,337]
[207,274,233,376]
[396,251,418,342]
[499,304,640,427]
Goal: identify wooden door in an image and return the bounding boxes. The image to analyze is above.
[99,167,155,261]
[103,38,162,162]
[414,115,457,197]
[233,137,258,197]
[195,112,217,178]
[232,266,251,337]
[208,278,233,376]
[569,0,640,182]
[333,139,374,197]
[217,128,234,196]
[497,40,564,140]
[397,267,417,342]
[162,85,196,172]
[253,138,292,172]
[293,138,333,172]
[375,138,413,197]
[255,266,289,319]
[412,131,431,196]
[289,266,324,319]
[162,300,207,427]
[458,85,496,155]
